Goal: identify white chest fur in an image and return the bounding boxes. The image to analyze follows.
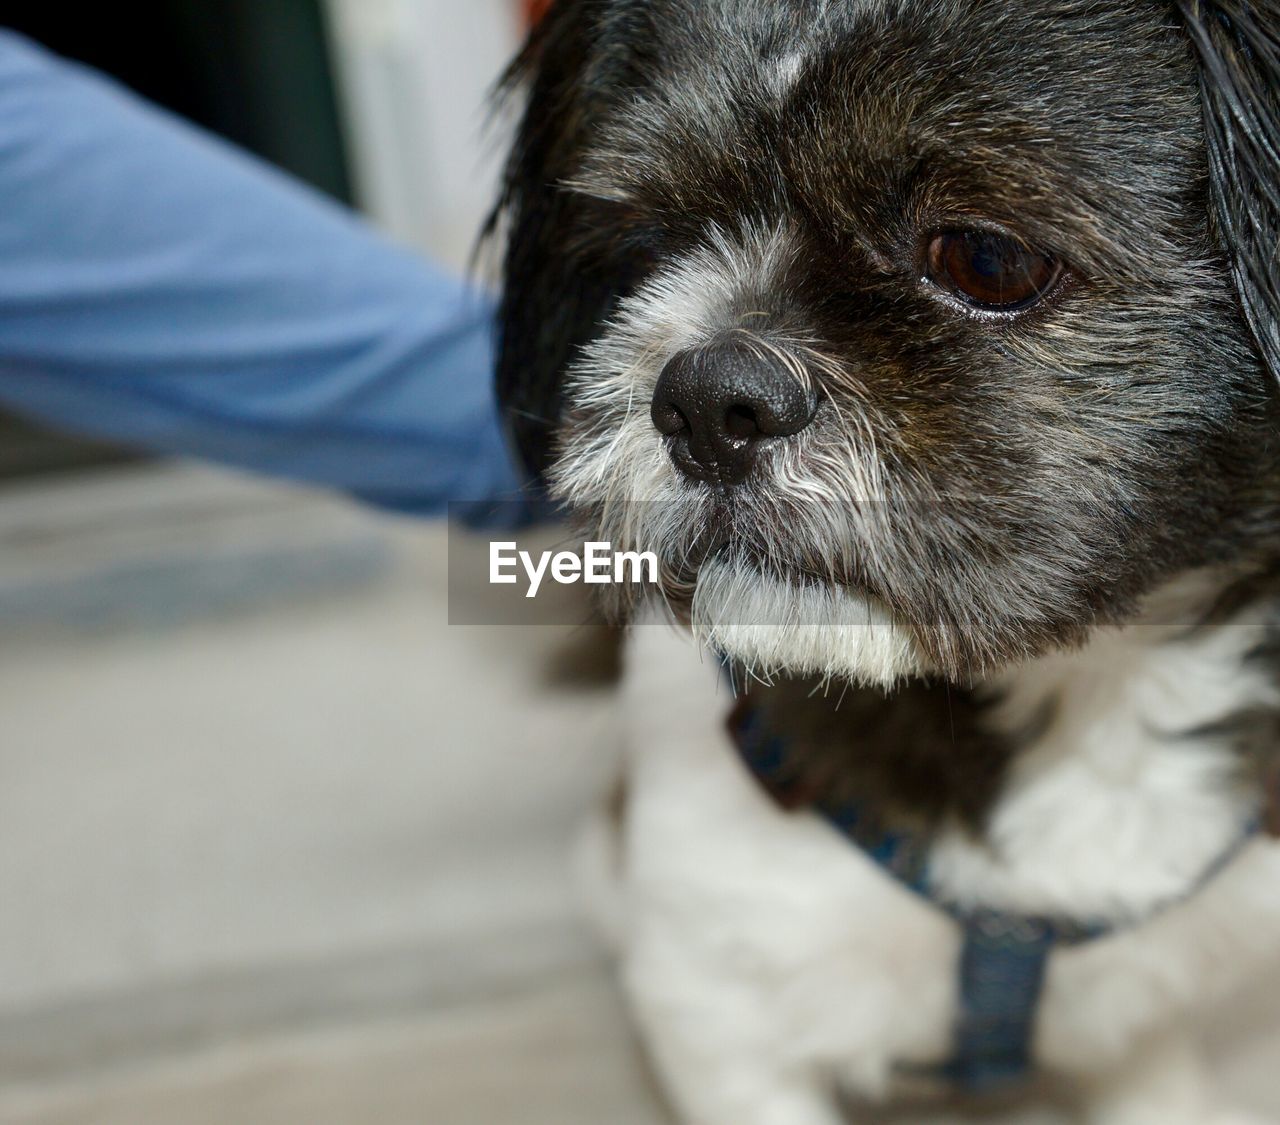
[612,597,1280,1122]
[929,597,1276,925]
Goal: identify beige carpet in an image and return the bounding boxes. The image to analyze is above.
[0,972,667,1125]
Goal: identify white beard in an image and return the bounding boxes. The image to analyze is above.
[689,551,928,688]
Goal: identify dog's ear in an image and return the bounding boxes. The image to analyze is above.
[490,1,637,481]
[1178,1,1280,382]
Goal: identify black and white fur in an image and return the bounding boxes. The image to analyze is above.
[493,2,1280,1121]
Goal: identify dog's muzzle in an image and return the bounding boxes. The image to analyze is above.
[650,338,817,486]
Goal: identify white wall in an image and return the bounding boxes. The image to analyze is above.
[323,0,523,269]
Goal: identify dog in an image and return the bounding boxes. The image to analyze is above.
[492,2,1280,1122]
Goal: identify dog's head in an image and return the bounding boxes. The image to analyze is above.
[494,0,1280,686]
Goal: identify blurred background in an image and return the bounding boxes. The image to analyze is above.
[2,5,1278,1125]
[0,3,664,1123]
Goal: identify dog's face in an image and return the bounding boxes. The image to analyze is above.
[496,0,1280,686]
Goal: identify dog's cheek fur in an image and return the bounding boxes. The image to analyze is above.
[860,280,1277,676]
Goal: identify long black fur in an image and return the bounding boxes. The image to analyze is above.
[492,1,656,477]
[1179,0,1280,385]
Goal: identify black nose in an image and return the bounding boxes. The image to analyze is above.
[650,339,817,486]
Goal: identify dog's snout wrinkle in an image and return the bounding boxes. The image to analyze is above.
[651,340,816,486]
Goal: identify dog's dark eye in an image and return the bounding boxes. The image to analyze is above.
[926,230,1061,312]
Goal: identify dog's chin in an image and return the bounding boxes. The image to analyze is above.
[687,553,929,689]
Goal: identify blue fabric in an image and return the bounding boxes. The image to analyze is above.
[0,31,544,526]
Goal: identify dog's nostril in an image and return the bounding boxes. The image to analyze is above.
[652,400,689,437]
[724,403,761,440]
[650,339,816,486]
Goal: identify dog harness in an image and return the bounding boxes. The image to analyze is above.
[728,698,1263,1094]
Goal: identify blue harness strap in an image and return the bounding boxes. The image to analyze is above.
[728,696,1259,1095]
[944,912,1056,1092]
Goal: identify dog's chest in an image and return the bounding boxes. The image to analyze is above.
[617,609,1278,1091]
[928,611,1271,924]
[619,622,959,1088]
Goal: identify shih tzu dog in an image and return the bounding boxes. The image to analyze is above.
[492,1,1280,1122]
